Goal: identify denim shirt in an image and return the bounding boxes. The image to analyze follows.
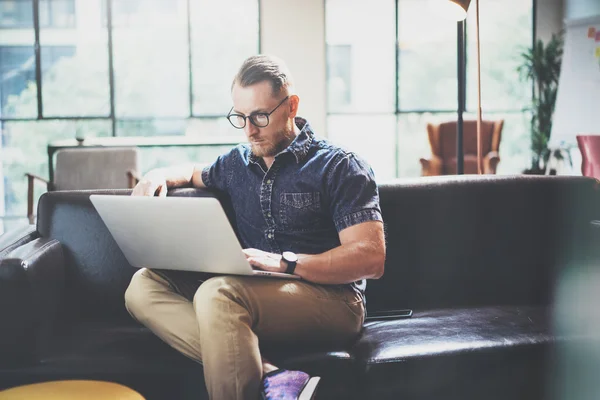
[201,117,383,295]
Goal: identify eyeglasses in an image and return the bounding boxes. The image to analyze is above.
[227,96,289,129]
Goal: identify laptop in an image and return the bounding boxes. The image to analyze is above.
[90,195,300,280]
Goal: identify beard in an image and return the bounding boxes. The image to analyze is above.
[250,126,296,158]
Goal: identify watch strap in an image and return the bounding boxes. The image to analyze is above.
[284,258,297,274]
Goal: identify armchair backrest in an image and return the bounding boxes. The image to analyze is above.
[54,147,140,191]
[427,120,503,174]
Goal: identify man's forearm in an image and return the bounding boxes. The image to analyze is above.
[294,241,385,285]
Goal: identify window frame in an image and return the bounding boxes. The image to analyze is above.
[0,0,262,136]
[325,0,536,177]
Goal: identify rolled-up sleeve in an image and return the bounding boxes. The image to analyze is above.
[326,153,383,232]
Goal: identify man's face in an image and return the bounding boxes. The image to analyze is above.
[231,81,295,159]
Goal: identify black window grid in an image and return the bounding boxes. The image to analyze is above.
[0,0,263,135]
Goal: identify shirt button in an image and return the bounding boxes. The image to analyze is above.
[266,179,272,184]
[267,212,271,217]
[268,234,273,239]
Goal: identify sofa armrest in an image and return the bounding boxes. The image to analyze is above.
[0,238,64,364]
[0,224,38,258]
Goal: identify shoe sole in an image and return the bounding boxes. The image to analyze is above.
[299,377,321,400]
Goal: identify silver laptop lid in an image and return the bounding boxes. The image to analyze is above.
[90,195,255,276]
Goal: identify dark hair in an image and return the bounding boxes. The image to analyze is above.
[232,55,294,95]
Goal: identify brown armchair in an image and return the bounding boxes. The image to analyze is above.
[26,147,140,223]
[420,119,504,176]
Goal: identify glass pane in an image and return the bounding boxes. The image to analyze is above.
[116,119,187,136]
[397,0,457,111]
[139,146,234,176]
[116,117,244,138]
[39,0,76,28]
[327,115,396,181]
[326,0,395,113]
[397,112,456,177]
[0,216,29,235]
[41,43,110,116]
[466,0,533,112]
[190,0,258,116]
[0,0,33,28]
[187,118,245,138]
[41,0,109,116]
[0,45,37,118]
[461,111,532,175]
[0,120,111,217]
[112,0,188,118]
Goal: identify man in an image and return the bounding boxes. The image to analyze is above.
[125,55,385,400]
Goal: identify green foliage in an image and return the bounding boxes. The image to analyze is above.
[517,32,564,173]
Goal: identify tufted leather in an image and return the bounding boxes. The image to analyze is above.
[1,175,599,400]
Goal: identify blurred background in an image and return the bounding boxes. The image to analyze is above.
[0,0,598,233]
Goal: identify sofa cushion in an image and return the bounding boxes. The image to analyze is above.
[353,306,555,399]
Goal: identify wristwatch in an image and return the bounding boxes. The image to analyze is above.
[282,251,298,275]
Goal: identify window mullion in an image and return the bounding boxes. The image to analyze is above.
[32,0,43,118]
[106,0,116,136]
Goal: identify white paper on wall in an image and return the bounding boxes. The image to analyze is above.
[550,15,600,147]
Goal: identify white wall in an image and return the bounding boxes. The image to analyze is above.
[564,0,600,19]
[260,0,327,136]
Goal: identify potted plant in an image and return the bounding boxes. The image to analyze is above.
[518,32,564,174]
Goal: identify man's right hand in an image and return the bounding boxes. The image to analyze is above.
[131,171,168,197]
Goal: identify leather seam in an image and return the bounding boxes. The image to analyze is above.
[0,230,38,257]
[19,240,60,268]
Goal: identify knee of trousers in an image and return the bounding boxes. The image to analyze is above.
[193,276,250,319]
[124,268,156,322]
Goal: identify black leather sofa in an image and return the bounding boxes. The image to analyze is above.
[1,175,598,400]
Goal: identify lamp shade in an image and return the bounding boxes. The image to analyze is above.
[441,0,472,20]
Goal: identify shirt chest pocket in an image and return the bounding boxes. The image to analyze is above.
[280,192,324,232]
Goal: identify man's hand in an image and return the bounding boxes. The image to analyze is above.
[131,170,168,197]
[243,248,286,273]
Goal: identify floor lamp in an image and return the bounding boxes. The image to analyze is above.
[443,0,483,175]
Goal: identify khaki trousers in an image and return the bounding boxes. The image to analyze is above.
[124,268,364,400]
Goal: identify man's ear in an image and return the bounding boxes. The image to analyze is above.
[288,94,300,119]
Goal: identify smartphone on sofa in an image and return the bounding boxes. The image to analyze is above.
[365,309,413,321]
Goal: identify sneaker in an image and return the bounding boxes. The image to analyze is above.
[260,369,321,400]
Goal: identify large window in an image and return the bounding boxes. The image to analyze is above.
[0,0,75,28]
[0,0,259,218]
[326,0,533,180]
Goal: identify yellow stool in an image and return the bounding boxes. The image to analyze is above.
[0,380,145,400]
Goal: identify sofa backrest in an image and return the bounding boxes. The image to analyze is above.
[37,176,599,321]
[368,175,599,312]
[38,189,135,321]
[37,188,232,322]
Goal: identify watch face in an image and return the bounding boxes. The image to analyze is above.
[282,251,298,263]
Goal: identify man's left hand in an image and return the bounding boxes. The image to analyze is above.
[242,248,286,273]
